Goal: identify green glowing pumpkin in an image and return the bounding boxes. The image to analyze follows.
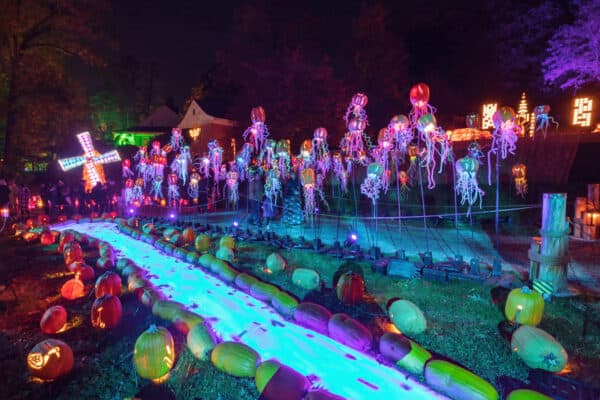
[210,342,259,378]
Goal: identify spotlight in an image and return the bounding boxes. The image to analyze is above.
[0,208,9,218]
[350,233,358,242]
[128,208,135,214]
[169,212,176,219]
[233,221,239,227]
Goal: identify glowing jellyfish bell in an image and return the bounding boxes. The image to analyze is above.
[348,118,367,132]
[410,83,430,108]
[390,114,410,132]
[301,140,313,159]
[351,93,368,108]
[367,162,384,179]
[378,128,392,149]
[417,113,437,133]
[251,106,266,124]
[492,106,517,130]
[314,127,328,141]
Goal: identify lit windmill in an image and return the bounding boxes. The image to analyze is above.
[58,132,121,191]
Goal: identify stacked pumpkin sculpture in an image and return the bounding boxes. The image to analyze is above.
[505,286,568,372]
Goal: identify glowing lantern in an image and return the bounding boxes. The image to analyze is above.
[60,277,86,300]
[251,106,266,123]
[512,163,528,198]
[301,140,312,158]
[27,339,74,381]
[189,127,201,141]
[417,113,437,133]
[40,306,67,334]
[40,229,56,246]
[91,294,122,329]
[134,325,175,383]
[481,103,498,129]
[410,83,430,108]
[301,168,315,187]
[58,132,121,192]
[572,97,593,127]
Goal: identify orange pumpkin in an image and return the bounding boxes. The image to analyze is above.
[37,214,50,225]
[335,272,365,305]
[57,215,67,223]
[40,230,56,246]
[63,242,83,265]
[182,227,196,245]
[91,294,122,329]
[27,339,74,381]
[60,277,86,300]
[95,272,122,298]
[77,265,95,281]
[40,306,67,334]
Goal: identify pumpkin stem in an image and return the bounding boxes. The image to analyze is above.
[147,324,158,333]
[521,286,531,294]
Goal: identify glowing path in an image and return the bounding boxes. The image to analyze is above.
[56,222,446,400]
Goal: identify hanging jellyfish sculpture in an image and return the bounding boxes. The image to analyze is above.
[122,159,134,180]
[487,106,520,185]
[243,106,270,154]
[388,114,412,158]
[332,152,348,194]
[406,144,420,185]
[360,162,384,206]
[455,154,485,215]
[124,178,134,205]
[150,175,164,200]
[467,142,484,165]
[275,139,291,180]
[534,105,558,139]
[512,163,528,197]
[194,155,211,179]
[167,173,180,206]
[132,178,144,205]
[341,93,370,165]
[236,143,253,182]
[226,170,239,208]
[208,140,223,181]
[301,168,316,224]
[416,113,452,189]
[170,128,185,152]
[264,168,282,206]
[311,127,330,176]
[409,83,435,125]
[150,140,161,157]
[177,145,192,185]
[374,128,393,192]
[188,170,201,203]
[134,145,147,163]
[259,139,277,168]
[398,170,410,195]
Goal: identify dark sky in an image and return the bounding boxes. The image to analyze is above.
[110,0,569,124]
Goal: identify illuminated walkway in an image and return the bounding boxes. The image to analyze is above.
[56,222,446,400]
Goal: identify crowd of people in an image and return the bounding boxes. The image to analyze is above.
[0,176,120,221]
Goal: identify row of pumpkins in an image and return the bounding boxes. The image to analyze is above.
[116,218,556,400]
[28,229,130,382]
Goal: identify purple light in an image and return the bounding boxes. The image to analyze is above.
[350,233,358,242]
[233,221,239,227]
[128,208,134,214]
[169,213,176,219]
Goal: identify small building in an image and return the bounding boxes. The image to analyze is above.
[112,105,181,147]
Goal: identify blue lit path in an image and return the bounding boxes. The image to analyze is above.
[55,222,446,400]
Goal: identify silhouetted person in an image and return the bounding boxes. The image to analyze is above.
[0,179,10,210]
[17,183,31,220]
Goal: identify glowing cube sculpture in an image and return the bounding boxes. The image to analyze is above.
[59,132,121,191]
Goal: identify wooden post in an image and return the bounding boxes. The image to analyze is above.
[587,183,599,210]
[574,197,587,221]
[538,193,570,294]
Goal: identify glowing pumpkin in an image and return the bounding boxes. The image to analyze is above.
[506,389,553,400]
[216,246,235,262]
[22,231,40,242]
[505,286,544,326]
[40,306,67,334]
[265,253,286,273]
[234,273,259,292]
[77,265,95,281]
[194,234,211,252]
[91,294,122,329]
[379,332,431,375]
[181,227,196,245]
[40,230,56,246]
[60,277,86,300]
[211,342,260,378]
[511,325,567,372]
[424,360,498,400]
[335,272,365,305]
[63,242,83,265]
[327,313,372,352]
[95,272,122,298]
[388,299,427,335]
[134,325,175,383]
[219,235,235,250]
[27,339,74,381]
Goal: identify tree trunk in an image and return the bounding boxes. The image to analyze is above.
[2,68,19,172]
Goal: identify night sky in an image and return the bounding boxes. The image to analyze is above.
[110,0,571,124]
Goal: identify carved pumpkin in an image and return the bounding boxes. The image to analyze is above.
[22,231,40,242]
[255,360,308,400]
[60,277,86,300]
[38,214,50,225]
[194,234,211,252]
[27,339,74,381]
[379,332,431,375]
[63,242,83,265]
[424,360,498,400]
[505,286,544,326]
[57,215,67,223]
[186,323,216,361]
[91,294,122,329]
[181,227,196,245]
[40,230,56,246]
[266,253,286,273]
[40,306,67,334]
[388,299,427,335]
[95,272,122,298]
[134,325,175,383]
[335,272,364,305]
[77,265,95,281]
[211,342,260,378]
[291,268,320,290]
[293,302,332,334]
[96,256,115,270]
[139,287,161,308]
[58,232,75,253]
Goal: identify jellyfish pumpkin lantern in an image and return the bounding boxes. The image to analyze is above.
[409,83,434,124]
[226,170,239,207]
[361,162,384,206]
[487,106,520,185]
[311,127,330,176]
[341,93,370,165]
[167,173,180,206]
[301,168,316,224]
[243,106,270,153]
[534,105,558,139]
[512,163,528,197]
[455,155,485,215]
[416,113,452,189]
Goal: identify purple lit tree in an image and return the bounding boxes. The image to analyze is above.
[543,0,600,90]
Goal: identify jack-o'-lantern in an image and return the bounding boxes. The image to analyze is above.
[63,242,83,265]
[95,272,122,298]
[60,277,86,300]
[134,325,175,383]
[40,306,68,334]
[40,229,56,246]
[91,294,122,329]
[336,272,365,305]
[27,339,74,381]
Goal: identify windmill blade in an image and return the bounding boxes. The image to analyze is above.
[94,150,121,164]
[85,162,102,188]
[77,132,96,158]
[58,156,86,171]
